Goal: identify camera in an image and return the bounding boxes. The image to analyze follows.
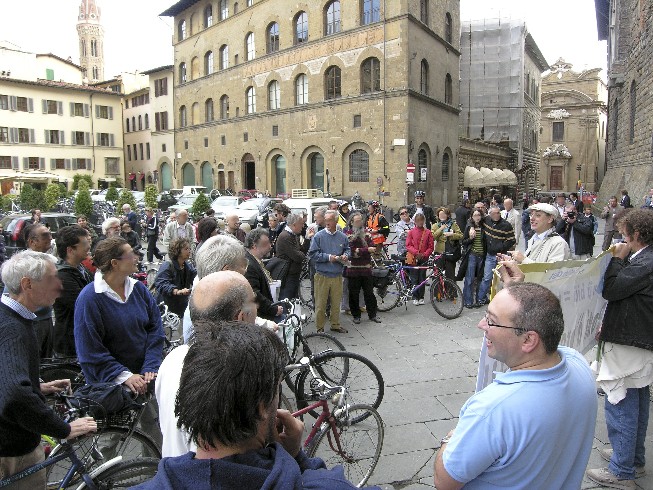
[566,211,576,219]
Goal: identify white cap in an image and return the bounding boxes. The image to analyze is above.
[528,203,559,219]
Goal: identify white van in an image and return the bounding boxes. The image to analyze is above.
[181,186,208,195]
[282,197,334,225]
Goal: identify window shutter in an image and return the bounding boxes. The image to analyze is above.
[23,157,28,170]
[50,158,56,170]
[65,159,71,170]
[10,127,18,143]
[45,130,50,143]
[29,129,35,143]
[70,102,75,115]
[72,159,78,171]
[155,113,160,131]
[108,107,113,119]
[154,83,159,97]
[95,105,99,118]
[39,158,45,170]
[87,159,91,170]
[28,98,34,113]
[84,104,89,117]
[60,131,65,144]
[42,99,47,114]
[9,96,17,111]
[57,101,63,115]
[11,156,19,169]
[163,77,167,94]
[71,131,76,145]
[85,132,90,145]
[109,134,114,147]
[96,133,100,145]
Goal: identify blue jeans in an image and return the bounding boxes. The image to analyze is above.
[476,254,497,303]
[605,386,650,479]
[463,253,484,306]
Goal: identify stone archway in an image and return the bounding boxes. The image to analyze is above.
[182,163,195,186]
[242,153,256,190]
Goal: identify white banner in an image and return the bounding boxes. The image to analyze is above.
[475,251,612,392]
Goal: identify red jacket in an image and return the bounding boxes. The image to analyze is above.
[406,226,434,259]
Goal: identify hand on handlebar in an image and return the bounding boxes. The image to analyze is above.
[123,374,148,395]
[275,409,304,457]
[41,379,72,395]
[67,417,97,440]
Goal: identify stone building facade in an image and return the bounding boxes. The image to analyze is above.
[77,0,105,83]
[161,0,461,209]
[539,58,607,194]
[595,0,653,206]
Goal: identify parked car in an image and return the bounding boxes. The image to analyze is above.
[157,192,178,211]
[168,194,199,213]
[0,213,78,257]
[282,197,334,226]
[210,196,245,220]
[169,188,184,198]
[236,197,282,228]
[237,189,258,200]
[92,187,125,202]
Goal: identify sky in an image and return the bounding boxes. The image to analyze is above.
[1,0,606,79]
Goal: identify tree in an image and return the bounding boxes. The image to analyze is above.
[144,184,158,209]
[74,180,94,217]
[191,191,211,218]
[44,183,61,211]
[0,194,17,211]
[116,189,137,211]
[105,183,119,203]
[19,184,46,212]
[72,175,94,190]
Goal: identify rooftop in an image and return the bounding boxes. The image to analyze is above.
[0,76,122,95]
[160,0,202,17]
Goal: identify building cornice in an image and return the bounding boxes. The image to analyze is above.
[0,77,122,96]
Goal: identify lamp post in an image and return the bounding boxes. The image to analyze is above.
[576,164,582,193]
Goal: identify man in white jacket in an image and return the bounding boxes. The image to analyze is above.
[500,199,520,248]
[507,203,570,264]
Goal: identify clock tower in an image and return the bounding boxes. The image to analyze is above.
[77,0,104,82]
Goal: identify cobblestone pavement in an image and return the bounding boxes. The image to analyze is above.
[296,224,653,489]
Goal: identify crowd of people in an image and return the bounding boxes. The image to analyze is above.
[1,187,653,489]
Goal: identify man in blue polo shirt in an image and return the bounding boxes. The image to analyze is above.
[433,283,597,490]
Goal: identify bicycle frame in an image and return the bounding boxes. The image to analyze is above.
[390,259,445,303]
[292,398,342,451]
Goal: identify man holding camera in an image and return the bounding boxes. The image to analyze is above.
[556,204,594,260]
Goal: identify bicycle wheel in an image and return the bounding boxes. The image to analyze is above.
[295,351,384,420]
[299,273,313,310]
[40,363,86,392]
[284,333,347,394]
[46,427,160,488]
[81,457,160,488]
[307,404,384,487]
[429,277,463,319]
[373,273,402,312]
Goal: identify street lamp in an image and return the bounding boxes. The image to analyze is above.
[576,164,582,181]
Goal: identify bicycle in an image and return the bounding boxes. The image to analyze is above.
[0,394,158,489]
[45,392,161,487]
[372,253,464,319]
[289,358,384,487]
[40,359,86,394]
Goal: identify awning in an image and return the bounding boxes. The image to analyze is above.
[502,169,517,185]
[463,166,481,187]
[98,177,117,182]
[0,170,63,181]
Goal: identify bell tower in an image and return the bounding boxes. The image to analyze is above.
[77,0,104,82]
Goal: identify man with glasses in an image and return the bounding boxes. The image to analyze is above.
[433,283,597,490]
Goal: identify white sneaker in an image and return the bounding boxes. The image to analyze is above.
[413,299,420,306]
[418,299,425,305]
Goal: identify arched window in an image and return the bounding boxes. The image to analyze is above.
[268,81,280,110]
[246,86,256,114]
[132,116,136,130]
[361,57,380,93]
[205,98,214,122]
[273,155,286,196]
[204,51,214,75]
[179,105,187,127]
[266,22,279,54]
[220,95,229,119]
[90,39,97,57]
[417,148,428,181]
[442,151,450,181]
[295,11,308,44]
[191,102,199,125]
[361,0,380,25]
[92,66,98,80]
[126,118,130,132]
[191,56,200,79]
[325,66,341,100]
[178,20,187,41]
[219,45,229,70]
[420,0,428,24]
[219,0,228,20]
[81,40,86,56]
[144,114,149,129]
[234,2,239,14]
[179,62,187,83]
[138,115,142,130]
[349,149,369,182]
[420,59,429,95]
[295,74,308,105]
[325,1,341,35]
[246,32,255,61]
[630,80,636,144]
[445,73,452,104]
[247,0,253,6]
[445,12,452,43]
[204,5,213,27]
[189,14,195,36]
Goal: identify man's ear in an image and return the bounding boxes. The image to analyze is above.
[521,331,540,354]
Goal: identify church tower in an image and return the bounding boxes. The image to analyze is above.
[77,0,104,82]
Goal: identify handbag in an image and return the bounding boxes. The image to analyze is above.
[445,238,462,263]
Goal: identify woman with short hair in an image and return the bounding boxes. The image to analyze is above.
[431,207,463,281]
[153,238,197,317]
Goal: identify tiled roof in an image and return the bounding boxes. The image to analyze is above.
[0,77,123,95]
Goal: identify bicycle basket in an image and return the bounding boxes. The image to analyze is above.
[371,267,391,289]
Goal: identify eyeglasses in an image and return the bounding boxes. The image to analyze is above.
[400,211,408,215]
[482,313,526,333]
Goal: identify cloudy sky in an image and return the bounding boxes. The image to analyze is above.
[1,0,606,79]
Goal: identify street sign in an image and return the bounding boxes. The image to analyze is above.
[420,168,427,181]
[377,191,391,196]
[376,177,383,186]
[406,163,415,173]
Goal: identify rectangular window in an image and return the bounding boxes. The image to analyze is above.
[133,144,137,159]
[28,157,40,170]
[54,158,65,170]
[204,137,209,147]
[353,115,361,128]
[127,145,132,161]
[17,97,28,112]
[243,132,248,142]
[272,125,278,137]
[154,77,168,97]
[46,68,54,80]
[96,105,111,119]
[46,99,58,114]
[552,122,564,142]
[18,128,30,143]
[0,156,10,169]
[99,133,110,146]
[184,140,189,149]
[0,127,7,142]
[74,131,86,145]
[146,142,151,159]
[221,135,226,145]
[76,158,88,170]
[47,130,60,144]
[139,143,144,160]
[0,95,8,110]
[73,103,84,116]
[162,143,167,152]
[106,157,120,175]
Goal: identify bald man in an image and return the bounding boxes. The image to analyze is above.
[224,213,246,243]
[156,271,259,457]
